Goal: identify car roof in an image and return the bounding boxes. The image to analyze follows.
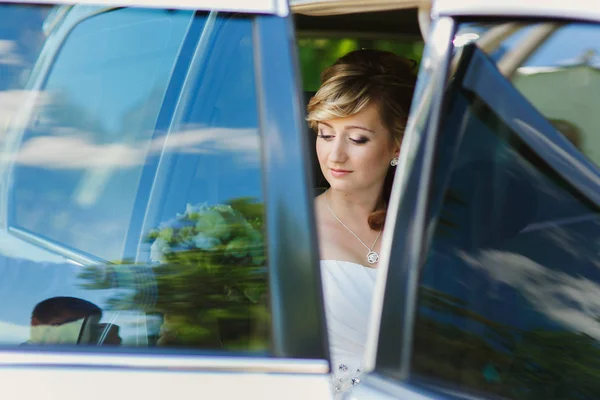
[434,0,600,22]
[291,0,428,38]
[294,8,422,37]
[0,0,288,15]
[290,0,427,15]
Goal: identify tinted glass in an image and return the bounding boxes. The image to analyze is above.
[411,22,600,399]
[11,8,192,261]
[0,6,269,354]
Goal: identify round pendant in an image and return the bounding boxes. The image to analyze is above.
[367,251,379,264]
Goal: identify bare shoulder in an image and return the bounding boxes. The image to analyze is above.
[313,193,327,235]
[313,193,345,260]
[313,192,333,230]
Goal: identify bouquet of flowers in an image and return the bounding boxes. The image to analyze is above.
[148,202,265,267]
[145,200,268,349]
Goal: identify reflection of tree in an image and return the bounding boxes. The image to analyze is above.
[412,287,600,399]
[79,197,269,351]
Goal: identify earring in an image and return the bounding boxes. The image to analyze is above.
[390,157,399,167]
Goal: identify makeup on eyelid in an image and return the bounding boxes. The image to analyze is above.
[317,132,370,144]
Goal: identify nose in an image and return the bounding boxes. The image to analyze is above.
[329,136,348,163]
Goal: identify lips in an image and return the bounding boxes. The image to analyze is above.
[330,168,352,178]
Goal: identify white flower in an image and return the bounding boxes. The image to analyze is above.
[195,208,230,240]
[192,233,221,250]
[150,201,264,263]
[184,202,209,217]
[150,238,170,262]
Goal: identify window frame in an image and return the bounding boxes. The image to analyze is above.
[253,13,328,361]
[362,16,457,386]
[0,0,287,16]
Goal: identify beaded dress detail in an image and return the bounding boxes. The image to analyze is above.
[320,260,377,398]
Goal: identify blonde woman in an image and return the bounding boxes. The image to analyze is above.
[307,49,416,396]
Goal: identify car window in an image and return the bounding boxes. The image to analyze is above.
[410,23,600,399]
[10,7,193,262]
[0,6,269,354]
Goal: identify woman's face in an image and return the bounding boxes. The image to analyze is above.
[316,102,399,195]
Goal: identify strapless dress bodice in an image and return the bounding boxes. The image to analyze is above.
[320,260,377,398]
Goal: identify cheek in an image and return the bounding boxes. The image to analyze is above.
[358,147,386,167]
[355,147,391,176]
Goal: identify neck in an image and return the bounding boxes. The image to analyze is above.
[326,187,383,229]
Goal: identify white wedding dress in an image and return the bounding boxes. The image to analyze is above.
[320,259,378,398]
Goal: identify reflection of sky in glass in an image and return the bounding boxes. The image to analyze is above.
[464,23,600,68]
[46,10,188,134]
[0,4,51,90]
[12,8,193,262]
[524,24,600,67]
[150,15,263,227]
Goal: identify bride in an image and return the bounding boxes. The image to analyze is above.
[306,49,416,397]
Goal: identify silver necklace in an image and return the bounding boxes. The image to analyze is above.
[325,190,382,264]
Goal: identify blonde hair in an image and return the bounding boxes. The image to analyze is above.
[307,49,416,230]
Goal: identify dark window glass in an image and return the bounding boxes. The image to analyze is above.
[411,22,600,400]
[0,6,269,354]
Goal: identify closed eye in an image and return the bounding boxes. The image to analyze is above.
[350,137,369,144]
[318,132,334,141]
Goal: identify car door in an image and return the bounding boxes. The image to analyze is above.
[0,1,331,398]
[354,1,600,399]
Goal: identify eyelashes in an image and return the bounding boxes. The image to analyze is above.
[317,133,334,140]
[317,131,369,144]
[351,137,369,144]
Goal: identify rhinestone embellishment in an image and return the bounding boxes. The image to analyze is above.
[351,377,360,385]
[338,363,348,372]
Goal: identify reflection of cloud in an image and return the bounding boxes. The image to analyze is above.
[460,249,600,340]
[0,40,23,66]
[156,127,260,164]
[14,134,145,168]
[540,226,586,261]
[5,126,260,169]
[0,90,48,134]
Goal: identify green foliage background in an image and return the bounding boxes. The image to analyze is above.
[297,37,424,92]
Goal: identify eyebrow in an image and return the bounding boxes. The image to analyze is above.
[320,121,375,133]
